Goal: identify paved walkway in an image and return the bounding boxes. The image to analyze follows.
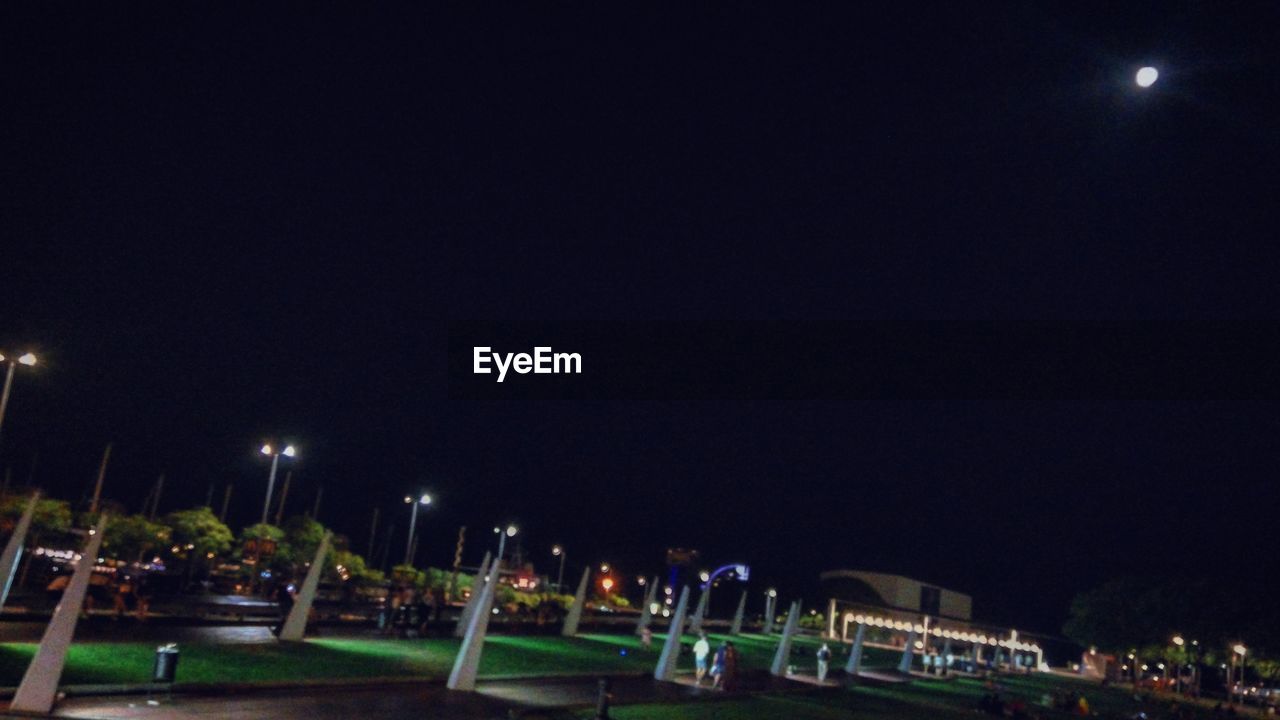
[38,669,837,719]
[48,684,529,720]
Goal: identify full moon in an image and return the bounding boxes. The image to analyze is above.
[1135,67,1159,88]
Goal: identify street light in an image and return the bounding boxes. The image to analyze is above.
[0,351,38,444]
[258,442,297,525]
[403,493,432,566]
[1136,66,1159,88]
[494,524,517,563]
[551,545,566,592]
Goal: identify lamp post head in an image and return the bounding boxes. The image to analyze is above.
[1173,636,1185,646]
[282,445,297,458]
[261,444,273,456]
[767,588,777,598]
[17,353,37,366]
[1136,66,1158,88]
[552,545,562,556]
[419,494,431,505]
[505,525,517,537]
[1234,644,1247,656]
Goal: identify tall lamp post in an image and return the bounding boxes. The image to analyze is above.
[259,443,296,525]
[1232,644,1247,706]
[0,352,38,444]
[1172,635,1184,694]
[552,545,566,592]
[403,493,432,566]
[494,524,517,564]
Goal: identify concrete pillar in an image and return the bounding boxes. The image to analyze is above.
[897,629,918,673]
[636,576,659,635]
[0,492,39,612]
[454,552,492,638]
[653,586,690,681]
[827,599,837,639]
[11,515,108,714]
[446,559,501,690]
[729,590,747,635]
[763,594,776,634]
[561,566,590,637]
[279,532,331,641]
[687,587,709,635]
[845,621,867,675]
[770,600,801,676]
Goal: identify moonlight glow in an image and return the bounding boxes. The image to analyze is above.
[1136,67,1158,88]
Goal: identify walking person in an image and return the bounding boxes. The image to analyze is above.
[273,583,295,637]
[711,642,728,689]
[817,643,832,682]
[693,632,711,685]
[722,641,740,692]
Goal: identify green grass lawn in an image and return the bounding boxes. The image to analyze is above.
[586,671,1231,720]
[0,631,892,687]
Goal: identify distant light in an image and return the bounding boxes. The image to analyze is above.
[492,608,499,615]
[18,353,37,366]
[505,525,518,537]
[404,496,413,503]
[649,602,660,614]
[661,608,671,618]
[419,494,431,505]
[767,588,777,598]
[637,576,646,585]
[1136,67,1158,88]
[282,445,297,458]
[261,444,273,456]
[914,640,924,649]
[600,563,610,573]
[1173,636,1184,646]
[1235,644,1247,656]
[552,545,562,556]
[664,587,673,595]
[699,571,710,582]
[601,578,615,592]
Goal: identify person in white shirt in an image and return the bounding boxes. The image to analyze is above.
[693,633,711,685]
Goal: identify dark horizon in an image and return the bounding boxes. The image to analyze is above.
[4,2,1279,640]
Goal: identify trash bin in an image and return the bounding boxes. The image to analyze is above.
[153,644,179,683]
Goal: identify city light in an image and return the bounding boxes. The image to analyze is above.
[17,353,37,366]
[1136,66,1158,88]
[261,444,273,455]
[1173,636,1184,646]
[552,545,562,556]
[282,445,297,457]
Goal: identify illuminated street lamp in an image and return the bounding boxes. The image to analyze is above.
[551,544,566,592]
[259,443,297,525]
[0,351,38,444]
[1136,66,1159,88]
[494,524,517,562]
[403,493,432,566]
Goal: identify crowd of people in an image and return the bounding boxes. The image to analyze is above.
[47,569,153,621]
[691,632,740,690]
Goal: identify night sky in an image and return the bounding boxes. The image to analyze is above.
[3,3,1279,637]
